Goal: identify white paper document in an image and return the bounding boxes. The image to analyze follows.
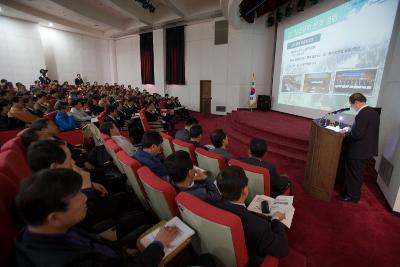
[139,217,195,258]
[325,125,343,132]
[247,195,295,228]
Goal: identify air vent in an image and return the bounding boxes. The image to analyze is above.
[379,155,394,186]
[216,106,226,112]
[214,20,228,45]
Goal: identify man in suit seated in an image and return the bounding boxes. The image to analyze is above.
[133,132,169,180]
[213,166,288,265]
[27,139,155,235]
[164,150,220,202]
[70,98,92,122]
[14,168,178,267]
[238,138,291,197]
[100,121,137,156]
[54,101,78,131]
[209,129,234,162]
[175,118,198,142]
[189,124,209,150]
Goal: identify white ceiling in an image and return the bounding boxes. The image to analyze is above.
[0,0,224,38]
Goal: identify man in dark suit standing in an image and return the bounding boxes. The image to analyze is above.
[75,74,84,86]
[337,93,380,203]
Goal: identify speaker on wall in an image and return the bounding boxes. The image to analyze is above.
[257,95,271,111]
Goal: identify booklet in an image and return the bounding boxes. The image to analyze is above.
[139,217,195,258]
[247,195,295,228]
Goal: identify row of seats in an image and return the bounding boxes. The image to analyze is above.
[95,127,279,267]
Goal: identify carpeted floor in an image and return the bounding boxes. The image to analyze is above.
[175,110,400,267]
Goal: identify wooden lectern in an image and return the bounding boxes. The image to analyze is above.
[303,120,344,201]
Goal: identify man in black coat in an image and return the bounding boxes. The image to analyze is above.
[238,138,291,197]
[211,166,288,265]
[75,74,84,86]
[337,93,380,203]
[14,168,177,267]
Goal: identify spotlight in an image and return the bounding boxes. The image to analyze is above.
[135,0,156,13]
[48,22,54,27]
[267,13,275,27]
[0,6,2,12]
[276,8,283,22]
[297,0,305,12]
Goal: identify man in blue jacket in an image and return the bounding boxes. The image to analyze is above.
[133,132,168,180]
[54,101,78,131]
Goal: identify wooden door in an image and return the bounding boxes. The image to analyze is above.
[200,80,211,117]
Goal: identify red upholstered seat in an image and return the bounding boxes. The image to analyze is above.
[176,192,279,267]
[97,111,107,125]
[0,149,31,186]
[116,151,150,211]
[43,111,84,145]
[16,128,29,137]
[160,132,174,158]
[139,108,150,131]
[229,159,271,198]
[137,166,178,220]
[194,148,226,178]
[100,133,111,141]
[105,139,122,153]
[0,137,26,154]
[172,139,197,165]
[0,129,22,145]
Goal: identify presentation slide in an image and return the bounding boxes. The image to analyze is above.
[276,0,398,113]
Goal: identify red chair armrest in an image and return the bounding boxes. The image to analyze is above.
[260,256,279,267]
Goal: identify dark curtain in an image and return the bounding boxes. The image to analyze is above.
[140,32,155,84]
[165,26,185,85]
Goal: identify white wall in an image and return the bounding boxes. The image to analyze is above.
[0,16,46,86]
[115,35,141,88]
[166,18,275,114]
[40,26,114,85]
[376,5,400,212]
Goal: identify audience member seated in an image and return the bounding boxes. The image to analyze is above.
[123,97,139,117]
[87,96,104,116]
[54,101,78,131]
[238,138,291,197]
[145,102,175,132]
[33,92,51,117]
[164,150,220,201]
[175,118,198,142]
[27,140,152,237]
[209,128,234,162]
[100,122,137,156]
[212,166,288,265]
[70,98,92,122]
[0,99,26,129]
[133,132,168,180]
[14,168,176,267]
[8,96,38,124]
[105,104,124,129]
[189,124,209,150]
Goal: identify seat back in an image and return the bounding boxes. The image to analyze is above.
[137,166,178,220]
[172,139,197,165]
[0,137,25,154]
[0,129,22,145]
[116,151,151,211]
[97,111,107,125]
[160,132,174,158]
[0,149,31,186]
[228,159,271,200]
[104,139,124,173]
[176,192,248,267]
[195,148,226,179]
[139,108,150,131]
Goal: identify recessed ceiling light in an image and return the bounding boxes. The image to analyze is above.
[49,22,54,27]
[0,6,3,12]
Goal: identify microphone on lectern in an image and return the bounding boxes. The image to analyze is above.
[328,107,350,115]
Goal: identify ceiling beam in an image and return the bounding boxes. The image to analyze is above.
[160,0,188,18]
[1,0,104,36]
[104,0,154,26]
[49,0,127,30]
